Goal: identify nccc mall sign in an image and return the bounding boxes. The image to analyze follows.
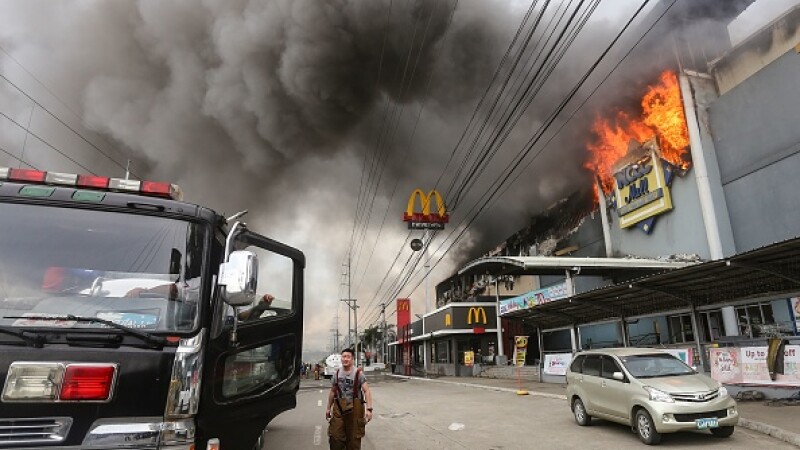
[403,189,449,230]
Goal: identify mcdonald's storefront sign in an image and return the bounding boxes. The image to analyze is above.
[424,304,496,334]
[467,307,488,334]
[403,189,449,230]
[397,300,410,311]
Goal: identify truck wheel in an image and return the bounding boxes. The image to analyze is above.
[572,398,591,426]
[710,426,734,438]
[635,409,661,445]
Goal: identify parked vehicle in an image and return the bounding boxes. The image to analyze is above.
[0,167,305,449]
[566,348,738,445]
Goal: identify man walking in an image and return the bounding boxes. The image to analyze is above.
[326,348,373,450]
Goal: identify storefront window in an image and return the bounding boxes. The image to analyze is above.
[436,341,450,363]
[667,314,694,343]
[737,302,779,338]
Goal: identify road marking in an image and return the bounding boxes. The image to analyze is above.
[313,425,322,446]
[317,399,322,407]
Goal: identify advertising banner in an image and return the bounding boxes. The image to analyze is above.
[464,351,474,367]
[662,348,694,367]
[499,282,568,315]
[709,346,800,386]
[792,298,800,327]
[514,336,528,367]
[543,353,572,376]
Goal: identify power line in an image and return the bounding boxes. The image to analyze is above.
[352,0,461,297]
[362,0,589,325]
[0,111,96,174]
[393,0,656,306]
[0,65,139,178]
[362,0,659,329]
[357,0,545,322]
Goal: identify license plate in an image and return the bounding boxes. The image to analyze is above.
[696,418,719,429]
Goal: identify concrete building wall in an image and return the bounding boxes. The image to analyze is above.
[709,49,800,252]
[712,5,800,95]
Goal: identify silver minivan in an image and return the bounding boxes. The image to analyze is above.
[566,348,738,445]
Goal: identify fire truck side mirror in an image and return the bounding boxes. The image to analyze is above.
[219,250,258,307]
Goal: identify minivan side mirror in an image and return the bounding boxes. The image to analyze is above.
[219,250,258,306]
[612,371,625,381]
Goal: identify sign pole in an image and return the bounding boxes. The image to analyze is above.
[423,229,430,377]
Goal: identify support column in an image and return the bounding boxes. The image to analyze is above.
[495,278,505,362]
[688,303,705,372]
[679,73,738,337]
[570,324,579,352]
[620,316,629,347]
[537,327,544,381]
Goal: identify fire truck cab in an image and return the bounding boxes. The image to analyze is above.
[0,167,305,449]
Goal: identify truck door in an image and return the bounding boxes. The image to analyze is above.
[197,230,304,449]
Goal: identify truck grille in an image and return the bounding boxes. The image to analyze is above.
[672,389,719,402]
[673,409,728,423]
[0,417,72,446]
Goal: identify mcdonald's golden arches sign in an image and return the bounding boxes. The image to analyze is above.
[467,307,488,334]
[403,189,449,230]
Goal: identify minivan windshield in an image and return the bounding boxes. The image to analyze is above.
[620,353,695,378]
[0,202,206,333]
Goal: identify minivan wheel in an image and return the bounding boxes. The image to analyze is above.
[710,426,734,438]
[572,398,591,426]
[635,409,661,445]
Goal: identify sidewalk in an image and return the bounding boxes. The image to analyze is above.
[387,374,800,447]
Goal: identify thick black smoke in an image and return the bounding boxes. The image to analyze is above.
[0,0,766,350]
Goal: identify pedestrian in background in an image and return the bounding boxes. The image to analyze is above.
[325,348,373,450]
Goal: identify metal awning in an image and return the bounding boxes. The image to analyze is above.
[503,237,800,329]
[458,255,695,277]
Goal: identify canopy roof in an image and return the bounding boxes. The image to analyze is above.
[502,237,800,329]
[458,255,695,277]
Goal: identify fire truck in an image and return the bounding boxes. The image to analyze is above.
[0,167,305,449]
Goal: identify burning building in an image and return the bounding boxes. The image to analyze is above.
[412,1,800,394]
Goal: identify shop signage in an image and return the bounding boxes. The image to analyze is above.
[613,152,673,231]
[514,336,528,367]
[791,298,800,327]
[467,307,487,334]
[710,346,800,386]
[543,353,572,376]
[464,351,474,367]
[403,189,448,230]
[499,282,568,315]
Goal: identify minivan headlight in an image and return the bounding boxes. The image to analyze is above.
[718,386,729,397]
[643,386,674,403]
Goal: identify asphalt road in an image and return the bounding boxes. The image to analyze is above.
[264,375,794,449]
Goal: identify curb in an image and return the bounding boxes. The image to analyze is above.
[388,374,567,400]
[739,418,800,448]
[389,374,800,448]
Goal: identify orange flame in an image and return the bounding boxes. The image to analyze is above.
[585,70,690,197]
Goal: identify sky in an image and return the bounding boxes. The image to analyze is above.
[0,0,792,353]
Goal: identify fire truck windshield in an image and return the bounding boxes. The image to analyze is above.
[0,203,206,333]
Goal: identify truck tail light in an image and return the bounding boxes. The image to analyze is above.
[60,364,117,401]
[8,168,47,183]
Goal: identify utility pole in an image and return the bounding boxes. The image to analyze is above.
[340,298,359,367]
[379,302,387,364]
